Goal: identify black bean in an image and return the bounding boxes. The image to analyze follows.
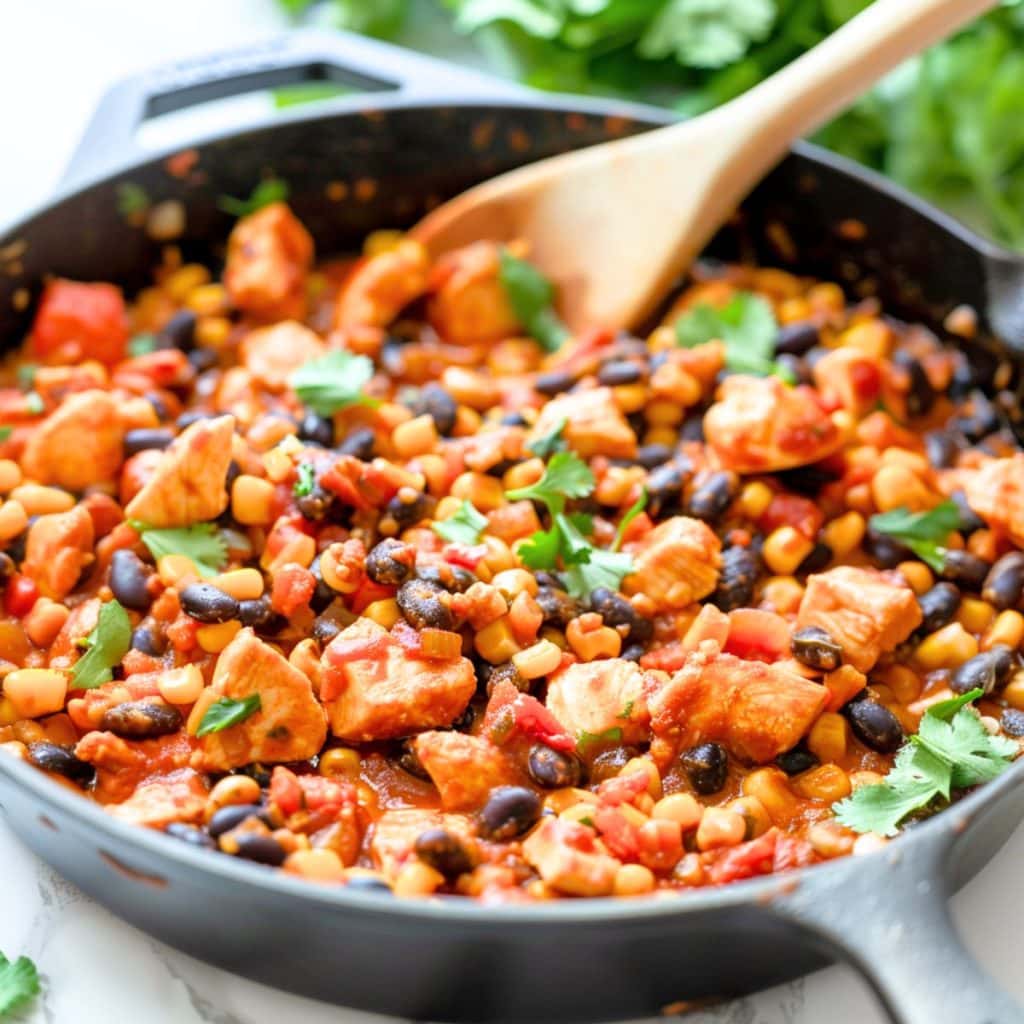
[208,803,264,838]
[620,643,645,662]
[1001,709,1024,738]
[917,582,961,634]
[164,822,216,849]
[404,383,457,436]
[159,310,197,351]
[863,528,909,569]
[775,320,820,357]
[646,458,690,516]
[712,545,760,612]
[535,587,580,629]
[846,699,904,754]
[925,431,961,470]
[798,541,833,574]
[188,348,218,373]
[0,552,14,581]
[590,587,647,641]
[500,412,528,427]
[396,738,430,779]
[951,490,985,535]
[130,626,163,656]
[384,490,436,530]
[380,337,406,376]
[636,443,674,470]
[414,827,474,878]
[27,742,94,785]
[337,427,376,460]
[681,742,728,795]
[397,578,453,630]
[679,413,705,442]
[298,411,334,448]
[175,410,210,431]
[123,428,174,457]
[775,464,841,496]
[345,875,393,893]
[893,350,935,418]
[951,645,1015,695]
[415,563,476,593]
[311,611,343,645]
[100,700,183,739]
[109,549,153,611]
[451,701,477,733]
[957,391,1000,442]
[528,744,583,789]
[686,471,736,522]
[485,660,528,696]
[479,786,542,841]
[179,583,239,624]
[983,552,1024,611]
[307,558,336,613]
[364,538,413,586]
[939,550,989,592]
[597,360,643,387]
[776,746,819,776]
[238,596,275,628]
[790,626,843,671]
[534,369,576,396]
[296,486,334,522]
[233,833,286,866]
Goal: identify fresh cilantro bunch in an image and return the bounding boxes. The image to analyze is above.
[869,500,961,573]
[834,689,1018,836]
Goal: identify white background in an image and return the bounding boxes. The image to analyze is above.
[2,2,1024,1022]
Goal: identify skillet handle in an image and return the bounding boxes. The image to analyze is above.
[771,833,1024,1024]
[62,29,531,190]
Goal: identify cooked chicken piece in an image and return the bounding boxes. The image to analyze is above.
[811,347,883,415]
[704,375,843,473]
[545,659,652,745]
[336,239,429,330]
[369,808,477,879]
[796,566,922,673]
[529,386,636,459]
[106,774,207,828]
[23,505,94,599]
[522,817,620,897]
[75,731,194,804]
[964,455,1024,547]
[414,731,523,811]
[622,515,721,611]
[320,618,475,742]
[649,643,827,766]
[240,320,326,391]
[426,241,520,346]
[191,628,327,772]
[124,414,234,527]
[21,389,124,491]
[224,202,314,321]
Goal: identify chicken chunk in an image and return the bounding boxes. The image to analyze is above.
[320,618,475,742]
[106,775,207,829]
[191,628,327,772]
[649,644,827,765]
[704,375,843,473]
[545,659,652,746]
[21,389,124,491]
[811,347,883,416]
[964,455,1024,547]
[414,731,523,811]
[224,202,314,321]
[369,808,476,879]
[529,387,636,460]
[240,320,326,392]
[23,505,94,599]
[622,515,721,611]
[336,239,429,330]
[75,731,194,804]
[426,241,520,346]
[796,566,922,673]
[124,414,234,527]
[522,817,620,897]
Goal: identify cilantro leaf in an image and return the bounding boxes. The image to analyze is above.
[128,333,158,357]
[0,427,10,443]
[290,351,377,416]
[527,416,567,459]
[0,951,40,1017]
[676,292,792,381]
[517,524,563,570]
[498,249,570,353]
[116,182,150,217]
[869,500,962,572]
[217,178,289,218]
[612,489,647,552]
[562,547,635,601]
[293,462,316,499]
[577,726,623,752]
[505,451,595,516]
[131,521,228,578]
[71,600,132,691]
[432,500,488,545]
[196,694,262,737]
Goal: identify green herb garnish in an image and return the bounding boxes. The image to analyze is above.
[289,351,377,416]
[128,333,159,357]
[526,416,567,459]
[612,489,648,552]
[71,600,132,691]
[577,726,624,752]
[676,291,793,382]
[432,499,488,545]
[506,451,595,514]
[293,462,316,499]
[0,427,11,443]
[196,694,262,737]
[130,521,228,579]
[498,249,570,353]
[217,178,290,218]
[0,951,40,1017]
[869,500,962,573]
[116,183,150,217]
[616,700,635,720]
[833,689,1017,836]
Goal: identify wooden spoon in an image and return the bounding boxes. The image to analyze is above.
[411,0,997,332]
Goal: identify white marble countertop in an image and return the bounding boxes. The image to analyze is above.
[3,3,1024,1022]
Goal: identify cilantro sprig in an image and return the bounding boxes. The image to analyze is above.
[196,694,262,737]
[130,521,228,579]
[833,689,1017,836]
[433,500,488,545]
[526,417,567,459]
[217,178,289,218]
[577,726,623,753]
[0,951,40,1017]
[498,249,570,353]
[675,291,794,382]
[869,500,962,573]
[290,351,378,416]
[293,462,316,499]
[71,600,132,691]
[506,451,595,514]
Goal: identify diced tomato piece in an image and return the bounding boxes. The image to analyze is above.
[270,766,304,816]
[640,642,688,672]
[4,575,38,618]
[707,828,779,885]
[773,835,816,873]
[348,577,395,615]
[724,608,789,662]
[165,613,199,653]
[31,280,129,365]
[483,679,576,753]
[597,770,650,807]
[593,805,640,861]
[758,493,823,540]
[443,542,488,570]
[271,563,316,617]
[297,773,354,813]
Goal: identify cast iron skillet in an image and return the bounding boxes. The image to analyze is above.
[1,29,1024,1024]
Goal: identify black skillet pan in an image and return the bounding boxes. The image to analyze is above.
[1,29,1024,1024]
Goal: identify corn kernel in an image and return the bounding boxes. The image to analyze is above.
[24,598,69,648]
[158,554,199,587]
[880,664,922,704]
[392,414,439,459]
[807,712,850,763]
[741,768,797,823]
[502,458,544,493]
[0,460,22,493]
[450,472,504,512]
[196,620,241,654]
[393,861,445,898]
[696,807,746,851]
[737,481,773,518]
[957,597,994,634]
[645,399,685,427]
[490,569,538,599]
[363,599,401,629]
[651,793,702,831]
[195,316,232,349]
[213,568,264,601]
[984,610,1024,652]
[613,864,656,896]
[643,426,678,449]
[320,747,361,780]
[232,475,275,526]
[792,764,851,802]
[762,526,814,576]
[621,756,662,798]
[1003,672,1024,711]
[10,484,74,516]
[512,639,562,680]
[262,446,294,483]
[822,511,865,558]
[186,282,229,316]
[897,560,933,595]
[4,668,68,719]
[475,616,521,664]
[208,775,261,810]
[0,697,18,725]
[915,622,978,671]
[164,263,210,301]
[0,500,28,543]
[158,664,205,705]
[729,796,772,839]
